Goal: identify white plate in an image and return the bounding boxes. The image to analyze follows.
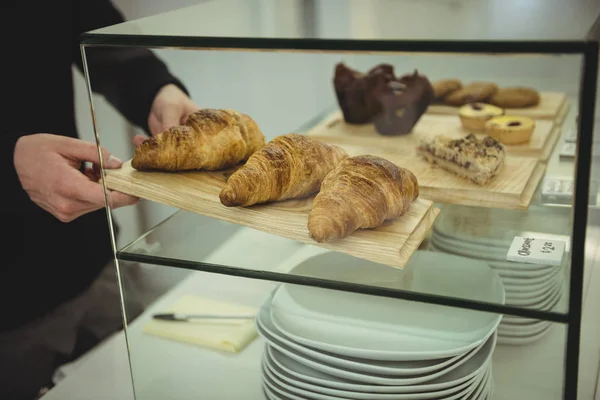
[498,320,552,336]
[499,267,561,286]
[431,235,565,275]
[501,291,562,323]
[262,334,496,394]
[502,272,563,300]
[263,351,486,400]
[431,232,508,254]
[467,365,491,400]
[263,369,305,400]
[258,311,497,388]
[257,305,492,386]
[428,242,558,278]
[472,365,493,400]
[264,345,476,397]
[487,259,558,273]
[504,276,563,307]
[257,297,474,377]
[276,247,409,290]
[431,208,515,247]
[270,251,504,361]
[429,236,508,262]
[497,325,552,346]
[263,383,284,400]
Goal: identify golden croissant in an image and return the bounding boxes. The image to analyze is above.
[308,155,419,242]
[131,109,266,171]
[219,134,348,207]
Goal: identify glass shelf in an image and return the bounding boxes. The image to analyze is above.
[87,0,600,42]
[118,201,572,322]
[119,269,576,400]
[81,0,600,50]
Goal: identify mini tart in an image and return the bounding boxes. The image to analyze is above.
[458,103,504,132]
[484,115,535,145]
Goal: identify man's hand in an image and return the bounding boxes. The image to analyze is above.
[133,84,199,147]
[14,134,139,222]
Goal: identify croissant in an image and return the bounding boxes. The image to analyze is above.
[219,134,348,207]
[131,109,266,171]
[308,155,419,243]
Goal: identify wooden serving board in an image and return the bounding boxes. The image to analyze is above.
[104,161,440,269]
[305,119,545,209]
[308,111,560,161]
[426,91,568,121]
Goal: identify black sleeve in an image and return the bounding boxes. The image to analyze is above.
[2,133,30,213]
[73,0,190,134]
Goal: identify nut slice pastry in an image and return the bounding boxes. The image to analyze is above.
[417,134,505,185]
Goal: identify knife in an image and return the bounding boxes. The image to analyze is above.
[152,313,255,322]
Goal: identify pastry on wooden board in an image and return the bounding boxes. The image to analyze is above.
[333,62,394,124]
[488,87,540,108]
[484,115,536,144]
[308,155,419,243]
[219,134,348,207]
[416,133,505,185]
[131,109,266,172]
[333,63,434,136]
[443,82,498,106]
[373,69,435,136]
[432,79,463,100]
[458,102,504,132]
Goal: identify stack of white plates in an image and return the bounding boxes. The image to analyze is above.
[257,251,504,400]
[428,208,567,345]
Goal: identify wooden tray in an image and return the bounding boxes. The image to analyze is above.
[308,111,561,161]
[426,91,568,121]
[104,161,440,269]
[305,118,545,209]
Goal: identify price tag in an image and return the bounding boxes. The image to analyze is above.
[541,177,599,206]
[506,236,566,266]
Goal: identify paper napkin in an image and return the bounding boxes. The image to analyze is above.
[143,295,258,353]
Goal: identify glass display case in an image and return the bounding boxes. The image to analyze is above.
[79,1,600,399]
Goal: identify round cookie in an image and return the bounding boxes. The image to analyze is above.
[432,79,462,100]
[444,82,498,106]
[459,102,504,132]
[489,87,540,108]
[484,115,535,144]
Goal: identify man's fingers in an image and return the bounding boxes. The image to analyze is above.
[65,173,139,210]
[108,190,140,209]
[58,137,122,169]
[181,102,200,124]
[133,135,148,148]
[158,107,181,133]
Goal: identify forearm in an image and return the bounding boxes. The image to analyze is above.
[1,133,30,212]
[74,0,189,134]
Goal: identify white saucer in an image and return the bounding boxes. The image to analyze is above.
[269,251,504,361]
[256,299,474,378]
[257,299,498,387]
[497,324,553,346]
[262,350,487,400]
[259,331,496,392]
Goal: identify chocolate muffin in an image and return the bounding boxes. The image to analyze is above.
[373,70,435,136]
[333,62,396,124]
[333,63,434,136]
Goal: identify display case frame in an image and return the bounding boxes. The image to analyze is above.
[79,5,600,399]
